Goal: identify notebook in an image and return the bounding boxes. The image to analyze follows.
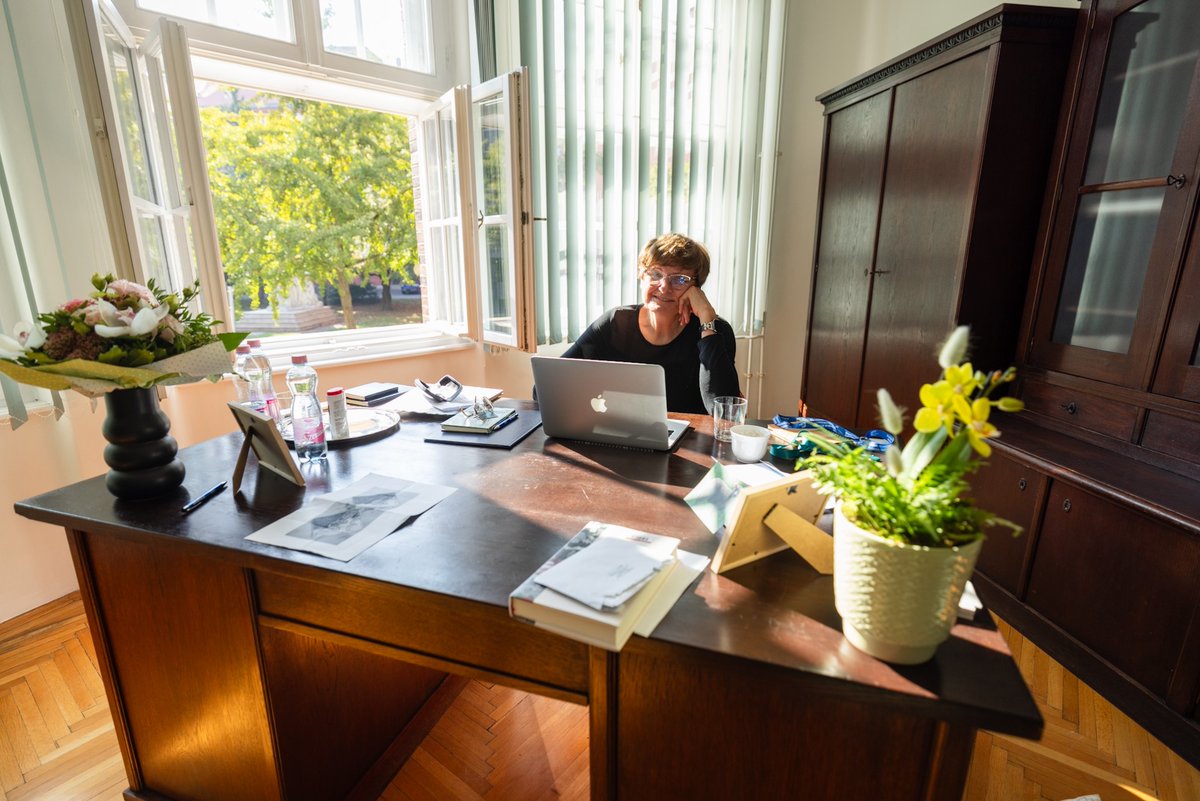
[530,356,690,451]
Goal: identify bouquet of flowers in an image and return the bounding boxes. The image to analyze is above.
[0,274,244,395]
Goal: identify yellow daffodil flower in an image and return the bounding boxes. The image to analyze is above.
[965,397,998,456]
[914,381,955,433]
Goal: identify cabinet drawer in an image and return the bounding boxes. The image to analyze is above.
[969,451,1046,597]
[1026,483,1200,699]
[254,570,589,697]
[1021,380,1139,440]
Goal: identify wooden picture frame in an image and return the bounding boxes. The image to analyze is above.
[227,402,305,493]
[711,470,832,574]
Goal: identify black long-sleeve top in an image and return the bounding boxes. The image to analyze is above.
[561,305,741,414]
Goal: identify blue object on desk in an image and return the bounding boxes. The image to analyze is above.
[771,415,896,457]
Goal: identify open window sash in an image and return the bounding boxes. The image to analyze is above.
[75,1,230,327]
[417,69,534,351]
[416,86,478,338]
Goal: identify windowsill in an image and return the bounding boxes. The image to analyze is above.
[248,323,476,371]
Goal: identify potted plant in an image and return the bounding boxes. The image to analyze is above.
[800,326,1023,664]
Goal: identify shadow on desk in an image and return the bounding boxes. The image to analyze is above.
[543,436,713,490]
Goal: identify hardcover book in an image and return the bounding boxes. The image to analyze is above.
[509,521,694,651]
[345,382,403,405]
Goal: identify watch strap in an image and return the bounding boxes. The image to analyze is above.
[699,318,718,332]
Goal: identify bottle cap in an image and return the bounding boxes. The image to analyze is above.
[235,345,250,354]
[327,387,343,396]
[291,355,308,365]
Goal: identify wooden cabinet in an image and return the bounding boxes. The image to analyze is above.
[970,417,1200,767]
[802,5,1075,429]
[985,0,1200,765]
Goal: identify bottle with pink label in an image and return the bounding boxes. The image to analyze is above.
[286,354,327,462]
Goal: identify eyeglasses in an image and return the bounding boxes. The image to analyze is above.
[641,269,695,289]
[462,395,497,420]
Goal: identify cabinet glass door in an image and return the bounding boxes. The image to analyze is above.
[1032,0,1200,385]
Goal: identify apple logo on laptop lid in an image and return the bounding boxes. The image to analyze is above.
[591,394,608,413]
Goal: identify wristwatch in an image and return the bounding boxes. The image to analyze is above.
[699,318,718,332]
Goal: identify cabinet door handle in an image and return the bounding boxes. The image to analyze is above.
[1060,401,1078,415]
[1018,478,1027,491]
[1167,173,1187,189]
[1062,498,1072,512]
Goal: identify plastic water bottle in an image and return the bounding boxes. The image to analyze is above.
[244,338,281,425]
[286,355,327,462]
[232,345,255,405]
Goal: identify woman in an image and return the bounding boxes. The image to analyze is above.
[562,233,741,414]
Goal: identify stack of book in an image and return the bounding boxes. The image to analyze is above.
[508,521,708,651]
[345,382,404,407]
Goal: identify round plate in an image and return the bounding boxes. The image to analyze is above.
[282,408,400,449]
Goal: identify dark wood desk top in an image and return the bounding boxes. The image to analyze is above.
[16,405,1042,738]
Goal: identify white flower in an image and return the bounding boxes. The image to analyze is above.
[0,333,24,360]
[93,299,170,338]
[14,321,46,350]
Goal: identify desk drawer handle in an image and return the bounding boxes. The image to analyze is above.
[1062,499,1072,512]
[1018,478,1027,491]
[1060,401,1078,415]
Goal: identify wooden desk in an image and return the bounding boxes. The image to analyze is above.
[15,409,1042,801]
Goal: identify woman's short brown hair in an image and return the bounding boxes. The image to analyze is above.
[638,233,710,287]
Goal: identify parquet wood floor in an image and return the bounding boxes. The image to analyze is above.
[1,594,1196,800]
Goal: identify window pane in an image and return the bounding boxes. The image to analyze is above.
[197,85,422,337]
[320,0,433,74]
[1084,0,1200,184]
[136,0,293,42]
[102,23,155,202]
[138,213,170,287]
[480,223,513,337]
[1052,187,1165,353]
[475,96,508,217]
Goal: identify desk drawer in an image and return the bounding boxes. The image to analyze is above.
[254,570,589,697]
[1020,379,1138,440]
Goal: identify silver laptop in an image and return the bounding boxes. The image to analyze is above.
[531,356,691,451]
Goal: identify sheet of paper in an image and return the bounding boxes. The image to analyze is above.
[245,473,456,561]
[385,385,506,416]
[535,536,674,611]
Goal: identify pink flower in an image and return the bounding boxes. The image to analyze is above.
[107,279,157,306]
[59,297,91,314]
[159,315,183,343]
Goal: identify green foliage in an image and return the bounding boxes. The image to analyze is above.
[199,91,418,326]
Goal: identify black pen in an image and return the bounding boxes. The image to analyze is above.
[181,481,227,514]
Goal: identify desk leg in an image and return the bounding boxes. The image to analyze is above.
[589,648,618,801]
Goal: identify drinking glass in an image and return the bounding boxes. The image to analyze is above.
[712,396,747,442]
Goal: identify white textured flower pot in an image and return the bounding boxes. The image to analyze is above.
[833,503,983,665]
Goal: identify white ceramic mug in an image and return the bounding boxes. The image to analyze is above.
[730,424,770,462]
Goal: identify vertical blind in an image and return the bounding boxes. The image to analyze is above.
[518,0,783,345]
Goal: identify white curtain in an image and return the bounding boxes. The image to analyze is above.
[518,0,782,345]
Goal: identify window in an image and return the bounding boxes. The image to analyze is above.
[77,0,532,362]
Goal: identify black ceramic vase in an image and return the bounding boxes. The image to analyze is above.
[101,387,186,500]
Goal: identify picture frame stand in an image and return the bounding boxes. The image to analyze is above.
[711,470,832,574]
[228,403,305,493]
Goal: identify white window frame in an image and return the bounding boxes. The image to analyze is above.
[112,0,457,98]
